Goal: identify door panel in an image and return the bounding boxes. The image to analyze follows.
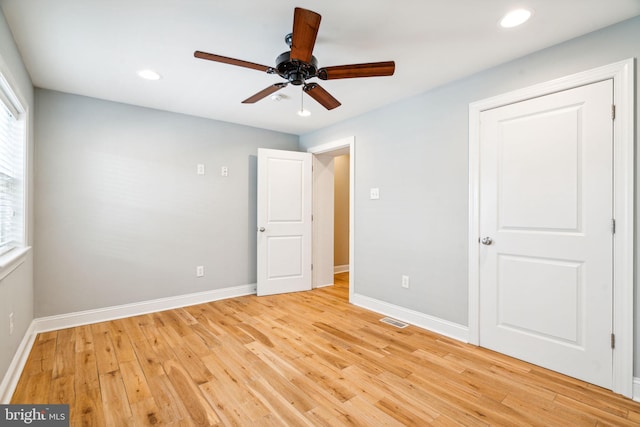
[257,149,312,296]
[267,236,303,278]
[267,158,304,221]
[499,106,581,231]
[498,255,582,343]
[479,80,613,388]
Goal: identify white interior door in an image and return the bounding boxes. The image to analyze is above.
[257,148,312,296]
[479,80,614,388]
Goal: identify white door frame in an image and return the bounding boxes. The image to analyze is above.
[308,136,355,302]
[468,59,635,397]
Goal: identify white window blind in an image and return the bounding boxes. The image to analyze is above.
[0,74,25,256]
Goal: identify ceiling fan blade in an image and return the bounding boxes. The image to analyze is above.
[290,8,321,63]
[242,83,288,104]
[194,51,271,72]
[318,61,396,80]
[303,83,341,110]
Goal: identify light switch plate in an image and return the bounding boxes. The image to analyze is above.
[370,188,380,200]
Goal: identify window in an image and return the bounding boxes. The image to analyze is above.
[0,72,26,257]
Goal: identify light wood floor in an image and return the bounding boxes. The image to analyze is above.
[11,273,640,426]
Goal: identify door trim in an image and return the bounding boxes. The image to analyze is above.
[308,136,355,303]
[468,58,635,397]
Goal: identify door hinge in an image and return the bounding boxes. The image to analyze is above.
[311,264,313,271]
[611,104,616,120]
[611,333,615,349]
[611,218,616,234]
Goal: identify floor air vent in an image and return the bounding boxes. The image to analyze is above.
[380,317,409,328]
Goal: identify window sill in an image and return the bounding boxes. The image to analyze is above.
[0,246,31,282]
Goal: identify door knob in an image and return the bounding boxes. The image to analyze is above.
[481,237,493,245]
[258,227,265,232]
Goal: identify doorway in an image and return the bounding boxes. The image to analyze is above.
[308,136,355,301]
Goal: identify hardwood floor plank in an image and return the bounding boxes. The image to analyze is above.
[10,272,640,426]
[74,387,106,427]
[342,395,405,426]
[163,359,221,426]
[500,392,596,426]
[246,377,316,426]
[91,325,119,375]
[168,341,214,385]
[107,319,138,363]
[146,374,193,425]
[52,328,76,379]
[290,354,355,403]
[100,370,133,426]
[130,337,165,379]
[49,374,75,404]
[11,370,51,404]
[341,364,440,420]
[199,379,263,425]
[129,397,164,426]
[119,359,153,404]
[74,324,95,353]
[19,333,56,377]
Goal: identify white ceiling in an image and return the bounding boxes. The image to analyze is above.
[1,0,639,135]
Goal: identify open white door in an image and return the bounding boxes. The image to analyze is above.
[257,148,312,296]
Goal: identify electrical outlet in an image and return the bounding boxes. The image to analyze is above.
[370,188,380,200]
[401,275,409,289]
[221,166,229,177]
[196,266,204,277]
[197,164,205,175]
[9,312,14,335]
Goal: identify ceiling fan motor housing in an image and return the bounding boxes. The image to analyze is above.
[274,51,318,85]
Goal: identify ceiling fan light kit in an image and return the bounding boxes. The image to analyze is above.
[194,7,395,112]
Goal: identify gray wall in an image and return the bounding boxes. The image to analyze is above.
[34,90,298,316]
[0,9,34,389]
[300,17,640,368]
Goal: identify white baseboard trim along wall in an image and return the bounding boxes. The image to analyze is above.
[31,284,257,333]
[633,378,640,402]
[334,265,350,274]
[0,323,37,403]
[351,292,469,343]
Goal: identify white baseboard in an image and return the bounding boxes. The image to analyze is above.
[0,283,256,403]
[351,292,468,343]
[334,265,350,274]
[32,284,257,333]
[0,321,37,403]
[633,377,640,402]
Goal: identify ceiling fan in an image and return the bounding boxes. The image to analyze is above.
[194,7,395,110]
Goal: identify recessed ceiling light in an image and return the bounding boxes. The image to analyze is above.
[500,9,532,28]
[137,69,161,80]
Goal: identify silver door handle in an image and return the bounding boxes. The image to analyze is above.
[481,237,493,245]
[258,227,265,232]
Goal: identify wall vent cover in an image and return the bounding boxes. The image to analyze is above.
[380,317,409,328]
